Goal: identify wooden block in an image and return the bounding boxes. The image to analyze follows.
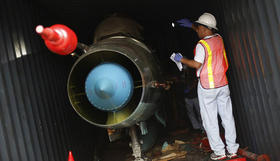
[174,140,186,145]
[152,151,187,161]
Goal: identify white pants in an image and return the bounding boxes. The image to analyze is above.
[197,81,239,155]
[184,97,203,130]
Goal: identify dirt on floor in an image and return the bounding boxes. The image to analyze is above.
[101,128,247,161]
[101,128,211,161]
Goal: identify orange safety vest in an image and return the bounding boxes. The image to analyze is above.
[198,35,229,89]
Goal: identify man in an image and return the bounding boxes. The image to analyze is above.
[183,67,203,132]
[172,13,239,160]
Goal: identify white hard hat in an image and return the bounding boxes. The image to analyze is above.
[195,13,218,30]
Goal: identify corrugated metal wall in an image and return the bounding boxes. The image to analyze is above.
[216,0,280,160]
[0,0,101,161]
[2,0,280,160]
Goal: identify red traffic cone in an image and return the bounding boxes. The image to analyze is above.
[68,151,75,161]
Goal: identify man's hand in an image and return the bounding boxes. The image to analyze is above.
[176,18,193,28]
[174,53,183,62]
[180,58,202,69]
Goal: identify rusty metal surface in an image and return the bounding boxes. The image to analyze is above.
[93,14,144,43]
[215,0,280,160]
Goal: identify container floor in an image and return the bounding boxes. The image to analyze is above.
[100,128,238,161]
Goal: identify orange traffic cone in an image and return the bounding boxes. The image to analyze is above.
[68,151,74,161]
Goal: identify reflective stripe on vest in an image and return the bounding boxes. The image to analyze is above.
[223,49,229,68]
[200,40,215,88]
[198,35,228,89]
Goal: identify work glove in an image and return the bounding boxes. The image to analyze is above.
[176,18,193,28]
[174,53,183,62]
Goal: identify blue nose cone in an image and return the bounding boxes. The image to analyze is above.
[85,63,134,111]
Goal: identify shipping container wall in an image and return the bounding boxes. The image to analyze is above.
[0,0,101,161]
[216,0,280,160]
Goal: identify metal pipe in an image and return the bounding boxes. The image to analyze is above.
[129,126,144,161]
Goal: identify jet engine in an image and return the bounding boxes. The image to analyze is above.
[36,14,168,161]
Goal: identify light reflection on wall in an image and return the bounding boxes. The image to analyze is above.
[14,33,27,59]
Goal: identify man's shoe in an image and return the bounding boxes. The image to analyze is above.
[210,153,227,160]
[227,153,237,159]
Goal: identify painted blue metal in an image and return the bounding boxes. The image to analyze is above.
[85,62,134,111]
